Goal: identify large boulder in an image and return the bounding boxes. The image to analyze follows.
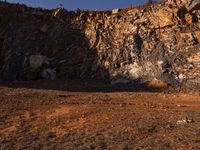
[29,55,49,71]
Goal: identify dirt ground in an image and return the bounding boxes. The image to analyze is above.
[0,80,200,150]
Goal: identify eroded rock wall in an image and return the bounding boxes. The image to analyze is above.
[0,0,199,88]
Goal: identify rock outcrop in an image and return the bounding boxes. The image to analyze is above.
[0,0,199,89]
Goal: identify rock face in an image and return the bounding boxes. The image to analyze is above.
[0,0,199,89]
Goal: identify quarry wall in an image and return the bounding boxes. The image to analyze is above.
[0,0,199,88]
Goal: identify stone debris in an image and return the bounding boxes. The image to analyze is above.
[112,8,119,14]
[53,8,62,17]
[41,68,56,80]
[0,0,199,89]
[29,55,49,71]
[176,119,187,125]
[40,24,48,33]
[147,79,169,89]
[176,117,194,125]
[111,78,130,85]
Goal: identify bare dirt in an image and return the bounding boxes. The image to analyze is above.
[0,80,200,150]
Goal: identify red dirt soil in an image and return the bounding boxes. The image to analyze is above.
[0,80,200,149]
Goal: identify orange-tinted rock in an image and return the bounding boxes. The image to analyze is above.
[150,7,176,28]
[193,31,200,43]
[147,79,168,89]
[166,0,189,7]
[185,13,193,24]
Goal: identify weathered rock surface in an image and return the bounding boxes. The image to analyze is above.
[0,0,199,89]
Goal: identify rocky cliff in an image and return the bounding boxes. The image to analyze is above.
[0,0,199,89]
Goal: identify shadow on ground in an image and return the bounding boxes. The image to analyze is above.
[0,80,166,93]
